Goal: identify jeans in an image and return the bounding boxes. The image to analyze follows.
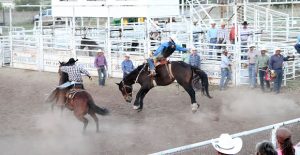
[147,58,155,71]
[57,81,82,89]
[248,64,256,87]
[209,38,217,56]
[258,69,270,91]
[219,68,231,90]
[273,69,283,93]
[97,67,106,86]
[241,42,248,60]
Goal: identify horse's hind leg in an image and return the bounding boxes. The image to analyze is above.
[75,113,88,133]
[89,111,99,132]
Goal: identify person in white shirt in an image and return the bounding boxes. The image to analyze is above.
[219,50,232,91]
[247,44,259,88]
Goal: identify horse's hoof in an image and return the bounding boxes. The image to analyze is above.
[133,105,140,110]
[191,103,199,113]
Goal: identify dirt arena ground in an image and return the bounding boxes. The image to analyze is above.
[0,67,299,155]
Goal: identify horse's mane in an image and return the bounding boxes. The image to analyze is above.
[123,63,147,84]
[59,61,71,84]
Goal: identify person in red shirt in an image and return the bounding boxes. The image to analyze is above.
[229,22,236,44]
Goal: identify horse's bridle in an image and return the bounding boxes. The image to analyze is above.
[121,81,132,97]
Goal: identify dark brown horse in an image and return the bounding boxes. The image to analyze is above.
[117,61,212,113]
[46,61,109,132]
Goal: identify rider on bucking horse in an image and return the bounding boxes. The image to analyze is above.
[45,58,92,105]
[147,34,188,76]
[58,58,92,90]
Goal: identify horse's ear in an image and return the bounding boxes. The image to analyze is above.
[115,83,120,86]
[59,61,62,65]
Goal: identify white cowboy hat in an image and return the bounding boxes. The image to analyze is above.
[221,21,226,25]
[97,49,104,53]
[190,47,197,51]
[124,54,130,57]
[211,134,243,154]
[275,47,281,51]
[249,44,256,48]
[261,47,268,51]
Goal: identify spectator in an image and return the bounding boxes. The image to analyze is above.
[207,21,218,50]
[229,22,236,44]
[294,35,300,54]
[94,49,107,86]
[121,54,134,78]
[240,21,252,60]
[150,20,160,41]
[256,47,270,92]
[256,141,277,155]
[248,44,259,88]
[189,47,201,68]
[211,133,243,155]
[276,127,295,155]
[269,47,294,94]
[219,49,232,91]
[217,21,229,49]
[182,50,190,64]
[192,20,203,43]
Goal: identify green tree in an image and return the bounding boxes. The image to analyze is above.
[15,0,40,11]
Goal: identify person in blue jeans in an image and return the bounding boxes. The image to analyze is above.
[147,35,188,76]
[219,50,232,90]
[94,50,107,86]
[269,47,294,94]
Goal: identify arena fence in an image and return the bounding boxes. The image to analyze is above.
[150,118,300,155]
[0,4,300,86]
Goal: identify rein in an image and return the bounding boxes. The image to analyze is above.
[135,63,146,83]
[121,81,132,97]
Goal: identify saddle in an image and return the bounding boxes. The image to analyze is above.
[65,84,85,100]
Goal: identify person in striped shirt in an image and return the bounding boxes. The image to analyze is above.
[58,58,92,89]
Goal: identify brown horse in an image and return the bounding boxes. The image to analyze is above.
[46,61,109,132]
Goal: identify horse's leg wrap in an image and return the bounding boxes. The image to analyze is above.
[191,103,199,113]
[133,105,140,110]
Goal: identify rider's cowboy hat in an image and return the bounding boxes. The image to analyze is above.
[67,58,78,64]
[211,133,243,155]
[242,21,249,25]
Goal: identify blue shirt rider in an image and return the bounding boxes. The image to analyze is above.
[147,35,188,76]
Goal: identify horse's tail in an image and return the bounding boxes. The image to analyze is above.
[88,97,109,115]
[192,67,213,99]
[45,88,58,103]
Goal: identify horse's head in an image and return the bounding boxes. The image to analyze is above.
[116,81,133,103]
[58,59,75,85]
